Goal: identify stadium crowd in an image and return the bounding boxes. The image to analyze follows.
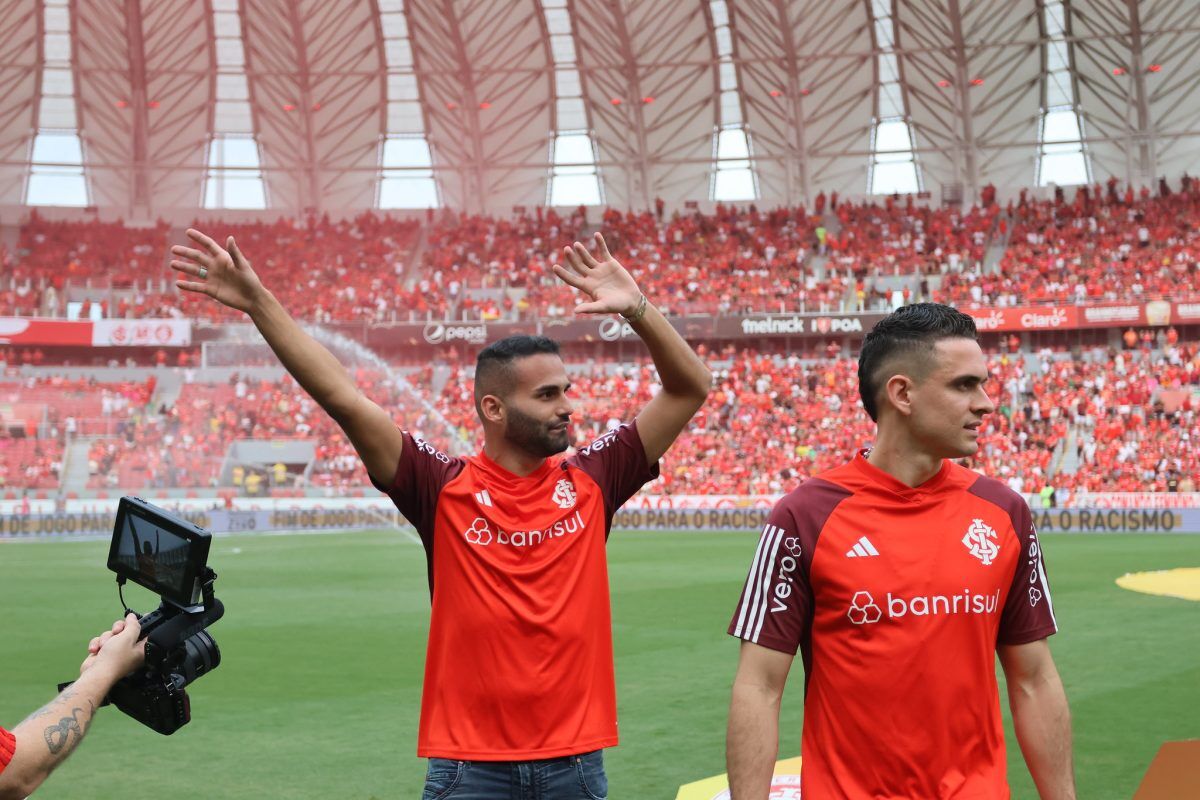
[84,369,438,493]
[2,212,422,322]
[941,177,1200,307]
[0,375,153,494]
[1,177,1198,498]
[3,177,1198,323]
[1,339,1195,496]
[432,342,1197,496]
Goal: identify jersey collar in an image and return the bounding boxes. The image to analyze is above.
[852,448,953,500]
[473,447,557,485]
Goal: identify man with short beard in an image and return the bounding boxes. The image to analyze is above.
[170,229,710,798]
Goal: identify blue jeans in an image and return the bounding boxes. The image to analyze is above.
[422,750,607,800]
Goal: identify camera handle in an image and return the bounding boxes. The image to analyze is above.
[56,577,142,696]
[58,568,225,698]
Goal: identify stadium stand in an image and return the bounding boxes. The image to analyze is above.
[431,344,1198,496]
[76,369,440,493]
[940,180,1200,308]
[3,179,1198,323]
[1,179,1197,498]
[0,339,1195,498]
[4,212,422,323]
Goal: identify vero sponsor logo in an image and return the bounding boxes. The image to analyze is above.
[769,537,803,613]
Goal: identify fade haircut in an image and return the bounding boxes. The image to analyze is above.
[857,303,978,422]
[474,335,562,416]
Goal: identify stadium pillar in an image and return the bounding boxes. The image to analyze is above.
[285,1,321,214]
[771,0,810,205]
[603,0,652,209]
[1124,0,1154,186]
[946,0,979,205]
[124,0,151,219]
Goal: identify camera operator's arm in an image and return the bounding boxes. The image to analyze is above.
[0,615,144,800]
[170,229,404,487]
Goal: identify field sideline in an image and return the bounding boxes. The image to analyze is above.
[1,530,1197,799]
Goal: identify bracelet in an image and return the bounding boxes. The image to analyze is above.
[621,294,648,322]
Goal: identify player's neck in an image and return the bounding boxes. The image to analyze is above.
[867,429,944,488]
[482,439,547,477]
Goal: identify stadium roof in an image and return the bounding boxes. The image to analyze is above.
[1,0,1199,218]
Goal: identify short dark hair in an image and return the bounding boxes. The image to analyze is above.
[474,335,561,416]
[858,303,978,422]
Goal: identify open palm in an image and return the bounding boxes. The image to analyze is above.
[552,233,642,316]
[169,228,265,314]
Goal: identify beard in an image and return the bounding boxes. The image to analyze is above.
[505,404,569,458]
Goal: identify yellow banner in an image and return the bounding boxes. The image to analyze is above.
[675,756,803,800]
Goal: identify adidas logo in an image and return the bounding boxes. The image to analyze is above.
[474,489,493,507]
[845,536,880,558]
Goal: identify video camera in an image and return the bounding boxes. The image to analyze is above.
[102,497,225,734]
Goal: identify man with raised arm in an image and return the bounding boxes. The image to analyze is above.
[170,229,710,798]
[725,303,1074,800]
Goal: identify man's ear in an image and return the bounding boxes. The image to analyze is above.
[479,394,504,425]
[883,374,915,418]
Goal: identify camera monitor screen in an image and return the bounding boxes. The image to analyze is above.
[107,497,211,606]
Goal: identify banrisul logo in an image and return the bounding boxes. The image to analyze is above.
[850,588,1001,622]
[887,589,1000,618]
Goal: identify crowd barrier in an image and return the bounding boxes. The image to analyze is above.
[2,501,1199,537]
[0,507,401,538]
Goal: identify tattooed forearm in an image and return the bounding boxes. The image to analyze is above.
[42,704,92,756]
[19,687,75,726]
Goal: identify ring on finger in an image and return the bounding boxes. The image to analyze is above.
[198,266,208,279]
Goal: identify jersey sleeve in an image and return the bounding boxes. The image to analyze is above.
[998,499,1059,645]
[566,421,660,519]
[370,431,466,549]
[727,502,812,655]
[0,724,14,773]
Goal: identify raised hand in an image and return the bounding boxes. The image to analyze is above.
[552,232,643,316]
[170,228,266,314]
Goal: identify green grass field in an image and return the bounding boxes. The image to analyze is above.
[1,530,1197,799]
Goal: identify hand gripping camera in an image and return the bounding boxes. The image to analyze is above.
[102,497,225,734]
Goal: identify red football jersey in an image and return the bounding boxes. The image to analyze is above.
[730,452,1058,799]
[378,422,657,760]
[0,725,13,774]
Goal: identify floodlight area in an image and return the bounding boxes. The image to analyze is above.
[25,0,88,207]
[203,0,267,209]
[379,175,439,208]
[550,173,603,207]
[867,2,921,196]
[205,136,266,209]
[709,0,758,202]
[542,0,603,206]
[26,167,87,207]
[1036,1,1091,187]
[11,0,1180,213]
[713,167,756,202]
[869,118,921,196]
[378,0,440,209]
[379,136,437,208]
